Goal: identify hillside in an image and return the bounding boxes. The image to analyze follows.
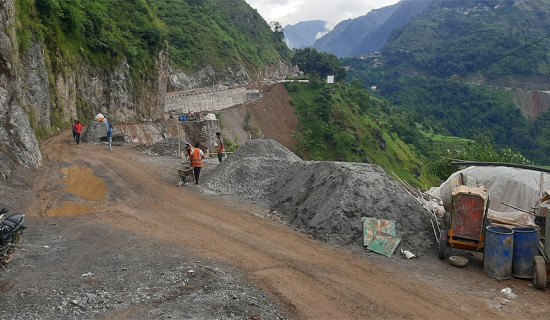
[343,0,550,164]
[313,0,431,58]
[0,0,292,180]
[381,0,550,84]
[282,82,436,186]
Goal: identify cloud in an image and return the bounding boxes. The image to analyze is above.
[245,0,400,29]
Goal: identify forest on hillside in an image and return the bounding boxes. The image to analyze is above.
[16,0,289,79]
[341,0,550,165]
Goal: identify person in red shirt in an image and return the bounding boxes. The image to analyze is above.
[74,121,83,144]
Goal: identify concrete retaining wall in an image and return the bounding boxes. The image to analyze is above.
[165,87,260,114]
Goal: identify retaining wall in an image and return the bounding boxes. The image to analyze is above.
[165,87,260,114]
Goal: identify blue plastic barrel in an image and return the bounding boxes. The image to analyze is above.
[178,115,184,121]
[182,114,188,121]
[484,226,514,280]
[512,227,539,279]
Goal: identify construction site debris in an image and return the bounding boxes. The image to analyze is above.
[363,218,401,257]
[501,287,518,299]
[449,256,469,267]
[401,249,416,259]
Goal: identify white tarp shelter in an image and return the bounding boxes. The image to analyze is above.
[434,166,550,227]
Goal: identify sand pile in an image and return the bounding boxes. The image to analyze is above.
[268,161,434,252]
[203,139,301,201]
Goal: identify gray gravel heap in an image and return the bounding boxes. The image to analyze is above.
[203,139,301,201]
[203,139,434,254]
[143,137,190,156]
[268,161,434,252]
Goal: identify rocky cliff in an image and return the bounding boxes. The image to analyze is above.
[0,0,42,179]
[0,0,294,179]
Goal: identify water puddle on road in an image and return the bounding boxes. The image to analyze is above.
[47,202,96,217]
[46,166,108,217]
[60,166,108,201]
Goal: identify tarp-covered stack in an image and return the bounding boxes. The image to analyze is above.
[433,166,550,227]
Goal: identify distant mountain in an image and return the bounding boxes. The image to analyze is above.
[283,20,328,49]
[314,0,432,58]
[343,0,550,164]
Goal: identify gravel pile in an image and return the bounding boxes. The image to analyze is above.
[203,139,434,254]
[268,161,434,253]
[143,137,190,156]
[202,139,301,201]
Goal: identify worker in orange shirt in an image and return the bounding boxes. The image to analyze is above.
[215,132,225,163]
[190,142,205,185]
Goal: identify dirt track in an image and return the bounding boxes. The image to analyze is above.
[1,128,548,319]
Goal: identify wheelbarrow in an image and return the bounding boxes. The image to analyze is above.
[177,166,194,184]
[439,185,490,259]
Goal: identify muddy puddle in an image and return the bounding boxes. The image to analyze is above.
[60,166,108,201]
[47,166,108,217]
[47,202,97,217]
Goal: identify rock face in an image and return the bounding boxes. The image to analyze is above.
[0,0,42,179]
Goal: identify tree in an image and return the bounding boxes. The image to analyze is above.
[269,21,284,41]
[291,48,347,81]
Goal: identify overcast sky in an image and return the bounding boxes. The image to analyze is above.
[244,0,401,29]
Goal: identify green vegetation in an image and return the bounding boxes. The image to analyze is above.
[16,0,289,75]
[14,0,290,134]
[157,0,290,71]
[422,131,474,154]
[242,111,260,139]
[285,81,437,186]
[382,0,550,80]
[429,140,534,181]
[291,48,347,82]
[341,0,550,165]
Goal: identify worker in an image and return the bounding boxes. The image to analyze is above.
[106,121,114,151]
[185,143,192,160]
[190,142,204,185]
[215,132,225,163]
[74,120,82,144]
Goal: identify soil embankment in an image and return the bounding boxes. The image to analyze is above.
[218,83,299,151]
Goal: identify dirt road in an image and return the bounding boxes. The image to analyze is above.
[1,128,548,319]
